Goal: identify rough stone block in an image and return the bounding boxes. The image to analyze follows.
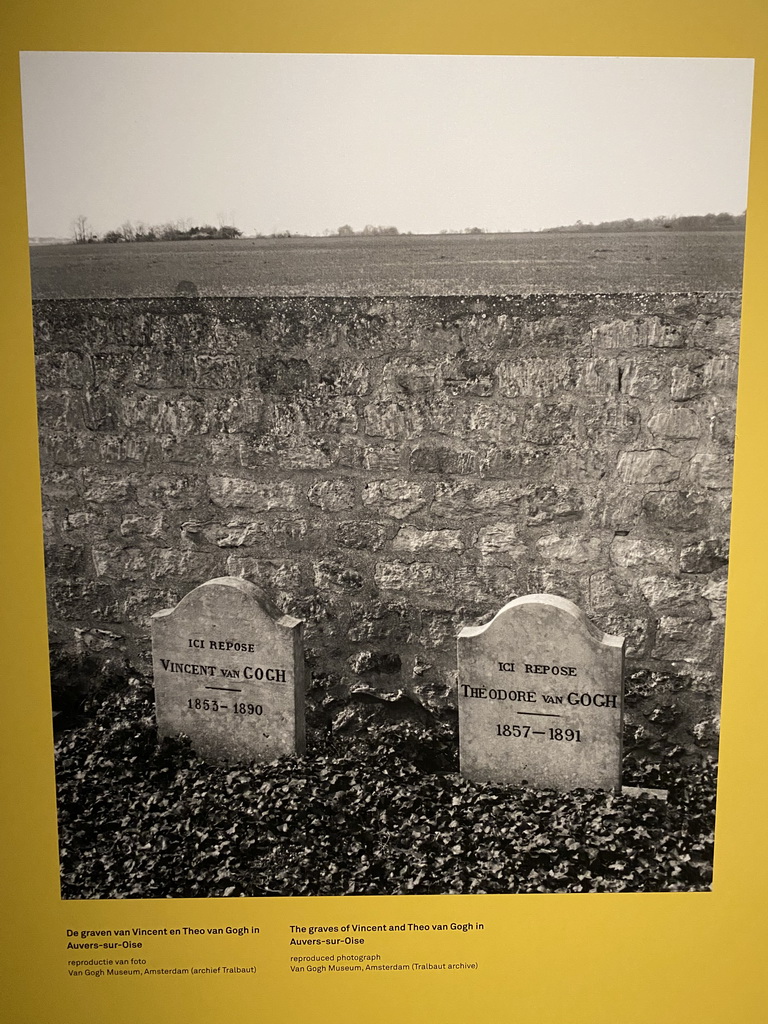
[307,479,356,512]
[224,556,302,591]
[618,360,667,399]
[670,365,705,401]
[44,544,86,576]
[374,560,453,593]
[347,650,402,675]
[35,351,85,389]
[149,549,219,582]
[47,580,121,621]
[360,445,402,471]
[190,354,243,390]
[647,406,702,440]
[710,408,736,448]
[680,539,729,574]
[521,314,586,351]
[582,403,641,444]
[42,468,82,504]
[82,469,132,504]
[526,485,584,525]
[393,525,464,555]
[346,600,409,644]
[641,490,710,531]
[496,357,579,397]
[208,476,299,510]
[419,608,464,648]
[522,402,576,445]
[590,317,681,350]
[363,400,424,439]
[653,617,717,661]
[313,559,365,591]
[691,315,741,352]
[691,715,720,747]
[478,445,524,479]
[271,396,358,437]
[593,613,649,658]
[477,523,527,563]
[382,358,438,395]
[441,357,495,396]
[409,444,479,476]
[73,627,126,655]
[39,390,86,431]
[617,449,681,485]
[61,510,98,533]
[91,544,148,580]
[252,357,311,393]
[587,569,636,615]
[136,473,207,509]
[610,537,676,570]
[702,579,728,623]
[703,354,738,390]
[460,401,520,440]
[638,576,712,620]
[316,360,371,396]
[334,521,389,552]
[536,534,602,564]
[689,454,733,490]
[240,435,334,471]
[432,481,526,518]
[361,480,428,520]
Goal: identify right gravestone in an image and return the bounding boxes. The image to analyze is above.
[458,595,625,792]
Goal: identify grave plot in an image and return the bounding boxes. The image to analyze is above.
[458,594,624,791]
[152,577,305,762]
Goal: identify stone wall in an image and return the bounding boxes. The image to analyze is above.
[35,293,740,755]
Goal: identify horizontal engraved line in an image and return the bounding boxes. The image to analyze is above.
[205,686,242,693]
[516,711,563,718]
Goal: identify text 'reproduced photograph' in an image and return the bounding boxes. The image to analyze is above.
[20,52,753,897]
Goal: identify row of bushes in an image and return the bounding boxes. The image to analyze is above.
[74,220,242,244]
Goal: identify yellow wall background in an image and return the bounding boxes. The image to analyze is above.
[1,2,766,1022]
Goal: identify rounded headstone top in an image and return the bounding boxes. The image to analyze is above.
[152,576,301,629]
[458,593,624,650]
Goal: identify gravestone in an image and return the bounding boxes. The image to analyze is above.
[458,595,624,791]
[152,577,305,762]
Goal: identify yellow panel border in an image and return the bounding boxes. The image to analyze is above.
[1,3,766,1023]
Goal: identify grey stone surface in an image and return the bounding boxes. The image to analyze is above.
[152,577,305,762]
[35,294,739,759]
[458,594,624,791]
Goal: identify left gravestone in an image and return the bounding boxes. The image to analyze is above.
[152,577,305,762]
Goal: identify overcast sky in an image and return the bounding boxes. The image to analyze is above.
[20,52,754,238]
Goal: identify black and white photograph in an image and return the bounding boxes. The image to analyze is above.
[20,51,753,898]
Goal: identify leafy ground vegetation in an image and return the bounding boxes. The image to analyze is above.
[30,230,744,298]
[55,675,716,899]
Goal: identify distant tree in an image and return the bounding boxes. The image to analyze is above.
[159,221,181,241]
[102,230,124,243]
[337,225,354,236]
[72,214,94,244]
[360,224,399,236]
